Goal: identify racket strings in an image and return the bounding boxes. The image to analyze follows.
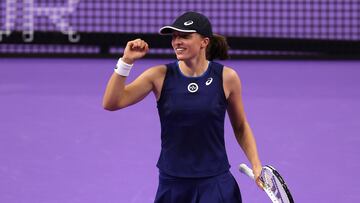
[262,170,285,202]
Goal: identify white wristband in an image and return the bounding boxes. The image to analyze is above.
[114,58,134,76]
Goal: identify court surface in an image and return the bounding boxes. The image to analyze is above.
[1,58,359,203]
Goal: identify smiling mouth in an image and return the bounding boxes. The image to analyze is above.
[175,47,186,53]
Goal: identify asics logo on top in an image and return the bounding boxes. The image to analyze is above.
[205,77,213,86]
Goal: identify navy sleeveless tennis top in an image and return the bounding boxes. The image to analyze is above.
[156,61,230,177]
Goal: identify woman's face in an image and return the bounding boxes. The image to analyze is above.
[171,31,209,60]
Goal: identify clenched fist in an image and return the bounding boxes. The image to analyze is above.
[122,38,149,64]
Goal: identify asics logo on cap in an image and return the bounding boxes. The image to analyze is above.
[184,20,194,26]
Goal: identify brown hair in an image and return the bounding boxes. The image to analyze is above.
[206,34,230,61]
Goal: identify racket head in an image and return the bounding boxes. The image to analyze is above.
[261,165,294,203]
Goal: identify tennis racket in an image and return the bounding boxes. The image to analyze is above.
[239,163,294,203]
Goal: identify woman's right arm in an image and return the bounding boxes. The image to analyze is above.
[102,38,154,111]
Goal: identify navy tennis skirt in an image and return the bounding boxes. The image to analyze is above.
[154,171,242,203]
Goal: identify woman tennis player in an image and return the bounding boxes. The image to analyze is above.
[103,11,263,203]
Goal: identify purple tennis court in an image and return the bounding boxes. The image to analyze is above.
[1,58,359,202]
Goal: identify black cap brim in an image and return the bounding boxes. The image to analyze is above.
[159,26,197,35]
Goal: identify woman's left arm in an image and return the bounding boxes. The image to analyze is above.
[223,67,263,189]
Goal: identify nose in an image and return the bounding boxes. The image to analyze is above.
[172,36,183,45]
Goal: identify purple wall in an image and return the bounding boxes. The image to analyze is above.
[1,0,359,40]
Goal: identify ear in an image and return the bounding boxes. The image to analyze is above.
[200,37,210,49]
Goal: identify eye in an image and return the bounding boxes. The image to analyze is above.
[172,33,191,39]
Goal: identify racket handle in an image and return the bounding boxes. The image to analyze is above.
[239,163,255,180]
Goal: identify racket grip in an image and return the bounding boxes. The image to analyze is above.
[239,163,255,180]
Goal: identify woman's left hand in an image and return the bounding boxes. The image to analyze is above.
[253,165,264,190]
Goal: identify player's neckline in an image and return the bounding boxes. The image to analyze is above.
[176,60,211,78]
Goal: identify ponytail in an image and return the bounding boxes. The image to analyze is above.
[206,34,230,61]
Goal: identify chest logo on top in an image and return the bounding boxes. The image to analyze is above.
[205,77,213,86]
[187,83,198,93]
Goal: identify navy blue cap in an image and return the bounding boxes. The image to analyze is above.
[159,11,213,38]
